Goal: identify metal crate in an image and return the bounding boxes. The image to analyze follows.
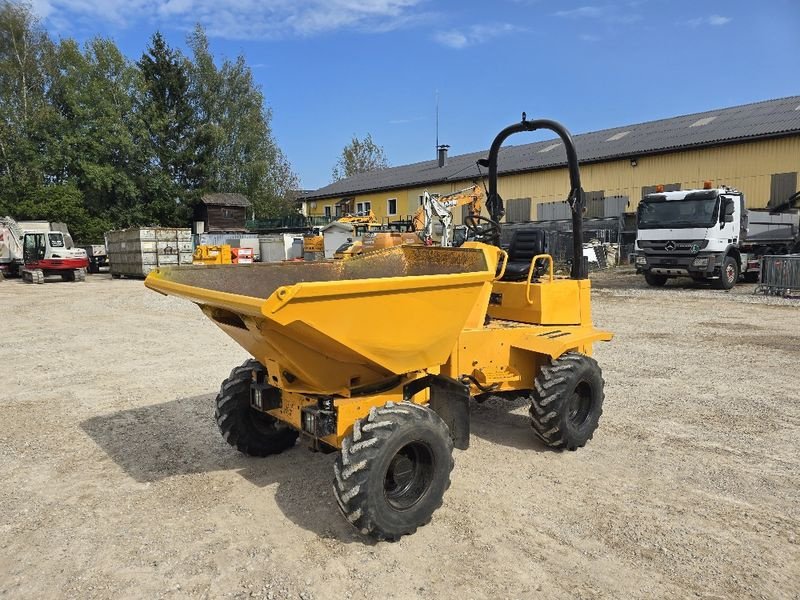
[755,254,800,297]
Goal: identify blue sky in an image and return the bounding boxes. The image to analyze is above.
[28,0,800,190]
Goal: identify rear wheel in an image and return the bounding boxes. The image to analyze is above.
[644,272,667,287]
[214,359,298,457]
[333,402,454,540]
[714,255,738,290]
[530,352,605,450]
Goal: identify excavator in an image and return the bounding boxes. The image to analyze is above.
[412,184,485,247]
[21,229,89,283]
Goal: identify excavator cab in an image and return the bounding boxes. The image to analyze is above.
[22,231,88,284]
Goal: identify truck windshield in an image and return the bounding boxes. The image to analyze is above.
[637,198,719,229]
[48,233,65,247]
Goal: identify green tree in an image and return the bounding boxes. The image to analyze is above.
[187,26,299,218]
[48,37,144,232]
[331,133,388,181]
[0,1,55,212]
[137,32,196,225]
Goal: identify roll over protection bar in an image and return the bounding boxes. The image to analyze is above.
[481,117,587,280]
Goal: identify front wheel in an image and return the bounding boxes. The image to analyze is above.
[214,359,298,457]
[530,352,605,450]
[713,256,738,290]
[333,402,454,540]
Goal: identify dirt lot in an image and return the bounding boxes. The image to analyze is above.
[1,269,798,600]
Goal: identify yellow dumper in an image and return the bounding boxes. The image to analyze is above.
[146,118,612,540]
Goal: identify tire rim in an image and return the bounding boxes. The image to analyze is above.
[567,382,592,429]
[726,264,736,283]
[384,441,434,510]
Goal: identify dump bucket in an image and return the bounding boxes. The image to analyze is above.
[145,244,502,395]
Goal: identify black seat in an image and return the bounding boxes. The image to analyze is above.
[501,228,547,281]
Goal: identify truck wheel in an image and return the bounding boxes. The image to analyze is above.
[644,272,667,287]
[714,256,738,290]
[214,359,298,457]
[529,352,604,450]
[333,402,454,541]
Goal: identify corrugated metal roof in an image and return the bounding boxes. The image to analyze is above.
[304,96,800,201]
[200,193,250,207]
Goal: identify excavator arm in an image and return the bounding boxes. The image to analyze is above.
[412,184,485,246]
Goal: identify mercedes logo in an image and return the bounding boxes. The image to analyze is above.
[664,240,676,252]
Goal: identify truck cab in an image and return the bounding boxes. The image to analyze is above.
[635,184,744,289]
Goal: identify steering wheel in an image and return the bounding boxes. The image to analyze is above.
[463,215,501,244]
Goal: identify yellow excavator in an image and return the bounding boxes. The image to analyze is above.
[303,210,381,256]
[412,184,484,246]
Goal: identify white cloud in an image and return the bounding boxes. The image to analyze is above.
[708,14,732,26]
[30,0,430,39]
[388,116,424,124]
[554,6,605,18]
[433,23,522,49]
[554,4,642,25]
[689,14,732,27]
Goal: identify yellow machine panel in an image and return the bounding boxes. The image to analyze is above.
[193,244,232,265]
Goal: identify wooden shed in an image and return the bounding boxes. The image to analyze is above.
[193,193,251,233]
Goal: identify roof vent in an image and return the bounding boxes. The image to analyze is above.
[538,143,561,153]
[606,130,630,141]
[437,144,450,168]
[690,116,717,127]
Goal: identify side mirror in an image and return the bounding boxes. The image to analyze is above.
[720,199,735,224]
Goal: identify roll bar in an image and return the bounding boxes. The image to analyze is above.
[481,117,587,280]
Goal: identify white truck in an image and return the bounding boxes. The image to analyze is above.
[634,184,800,289]
[0,216,25,278]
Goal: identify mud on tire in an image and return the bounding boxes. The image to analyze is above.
[530,352,605,450]
[333,401,454,541]
[214,359,298,457]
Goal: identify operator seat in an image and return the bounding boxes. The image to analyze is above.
[501,228,548,281]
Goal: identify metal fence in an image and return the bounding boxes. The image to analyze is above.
[755,254,800,297]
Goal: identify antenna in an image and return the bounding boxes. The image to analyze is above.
[435,89,439,159]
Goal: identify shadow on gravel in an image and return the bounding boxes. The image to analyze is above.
[469,396,550,452]
[81,392,553,541]
[80,393,364,543]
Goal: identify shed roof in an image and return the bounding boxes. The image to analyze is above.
[200,193,251,207]
[303,96,800,201]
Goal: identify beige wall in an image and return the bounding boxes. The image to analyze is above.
[307,136,800,221]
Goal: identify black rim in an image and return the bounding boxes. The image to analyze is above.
[567,381,592,428]
[384,441,435,510]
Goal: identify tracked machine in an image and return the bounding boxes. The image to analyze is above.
[145,118,613,540]
[21,230,88,284]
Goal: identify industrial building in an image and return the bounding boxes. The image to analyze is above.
[302,96,800,224]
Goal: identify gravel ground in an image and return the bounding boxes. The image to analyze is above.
[0,269,798,600]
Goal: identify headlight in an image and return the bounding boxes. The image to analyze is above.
[692,257,709,267]
[635,255,647,265]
